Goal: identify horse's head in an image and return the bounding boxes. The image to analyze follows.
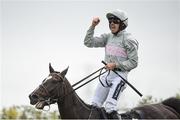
[29,63,69,109]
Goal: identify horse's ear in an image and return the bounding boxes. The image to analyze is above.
[61,66,69,78]
[49,63,55,73]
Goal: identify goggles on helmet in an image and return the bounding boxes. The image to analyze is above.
[108,16,121,24]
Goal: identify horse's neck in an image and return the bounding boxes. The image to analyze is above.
[57,79,91,119]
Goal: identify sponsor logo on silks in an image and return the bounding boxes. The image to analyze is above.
[105,44,127,57]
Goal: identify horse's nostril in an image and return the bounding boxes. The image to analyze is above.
[29,94,39,105]
[29,94,38,100]
[31,94,38,99]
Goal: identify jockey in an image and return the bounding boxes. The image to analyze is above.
[84,9,138,119]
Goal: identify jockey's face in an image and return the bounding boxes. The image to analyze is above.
[109,22,120,34]
[108,17,121,34]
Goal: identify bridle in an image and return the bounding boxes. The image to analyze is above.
[37,74,65,110]
[35,66,108,111]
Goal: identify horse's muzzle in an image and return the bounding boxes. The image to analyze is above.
[29,94,38,105]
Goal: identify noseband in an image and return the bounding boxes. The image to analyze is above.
[38,74,65,110]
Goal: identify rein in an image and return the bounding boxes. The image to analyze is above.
[60,66,108,100]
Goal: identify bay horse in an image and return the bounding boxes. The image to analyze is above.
[29,64,180,119]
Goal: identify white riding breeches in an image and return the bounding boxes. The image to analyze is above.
[92,71,127,113]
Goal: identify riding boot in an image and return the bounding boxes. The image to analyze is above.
[108,111,120,119]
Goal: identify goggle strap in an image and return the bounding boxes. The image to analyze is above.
[122,18,128,22]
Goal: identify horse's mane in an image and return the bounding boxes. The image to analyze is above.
[64,78,92,110]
